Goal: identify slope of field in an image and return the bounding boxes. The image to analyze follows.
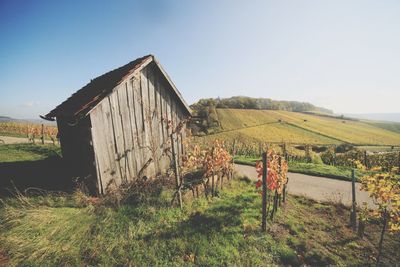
[366,121,400,134]
[209,109,400,145]
[201,121,340,144]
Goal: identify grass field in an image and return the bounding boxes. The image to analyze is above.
[1,178,399,266]
[204,109,400,145]
[0,144,60,162]
[366,121,400,134]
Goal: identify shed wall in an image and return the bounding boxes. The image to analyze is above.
[90,63,187,193]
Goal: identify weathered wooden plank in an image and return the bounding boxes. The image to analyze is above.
[117,83,135,182]
[147,69,159,175]
[93,148,104,194]
[155,76,165,174]
[109,92,127,185]
[158,79,171,173]
[126,78,140,178]
[160,81,168,145]
[151,71,162,175]
[140,69,155,178]
[154,74,164,154]
[158,78,166,146]
[132,76,144,176]
[90,100,120,192]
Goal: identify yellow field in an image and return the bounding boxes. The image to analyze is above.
[0,122,58,139]
[201,109,400,145]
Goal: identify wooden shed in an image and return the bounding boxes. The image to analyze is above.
[44,55,191,195]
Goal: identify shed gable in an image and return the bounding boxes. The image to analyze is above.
[89,62,188,193]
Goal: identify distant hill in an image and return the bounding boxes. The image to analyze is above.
[0,116,14,122]
[191,108,400,146]
[344,113,400,123]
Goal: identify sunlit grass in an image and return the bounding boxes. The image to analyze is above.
[0,144,61,162]
[212,109,400,145]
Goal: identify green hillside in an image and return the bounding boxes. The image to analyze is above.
[366,121,400,134]
[198,109,400,145]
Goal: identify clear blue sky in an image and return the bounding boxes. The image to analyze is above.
[1,0,399,119]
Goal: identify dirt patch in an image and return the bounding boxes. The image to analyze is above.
[0,135,53,144]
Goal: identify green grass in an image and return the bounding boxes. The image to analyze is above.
[0,143,61,162]
[234,155,366,181]
[1,179,399,266]
[207,109,400,145]
[287,162,364,181]
[0,181,276,266]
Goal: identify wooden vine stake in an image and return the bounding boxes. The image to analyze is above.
[278,157,282,207]
[377,208,388,265]
[261,152,268,232]
[41,124,45,144]
[350,169,357,230]
[171,133,183,209]
[211,147,215,197]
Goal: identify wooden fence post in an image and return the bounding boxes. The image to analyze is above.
[283,177,288,203]
[350,169,357,230]
[262,152,268,232]
[171,133,183,209]
[211,147,215,197]
[398,151,400,173]
[41,124,45,144]
[283,143,288,161]
[278,156,282,207]
[232,139,236,159]
[364,150,368,168]
[377,209,388,265]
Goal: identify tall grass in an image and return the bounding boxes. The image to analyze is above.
[0,179,277,266]
[1,178,399,266]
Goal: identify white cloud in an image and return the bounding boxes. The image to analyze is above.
[21,101,40,108]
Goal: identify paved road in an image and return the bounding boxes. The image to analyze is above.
[235,164,375,208]
[0,136,53,144]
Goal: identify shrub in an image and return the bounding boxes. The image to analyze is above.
[310,153,323,165]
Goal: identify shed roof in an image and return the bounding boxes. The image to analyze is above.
[45,55,191,119]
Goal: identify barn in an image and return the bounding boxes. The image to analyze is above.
[43,55,191,195]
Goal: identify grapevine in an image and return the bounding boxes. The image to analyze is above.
[357,162,400,264]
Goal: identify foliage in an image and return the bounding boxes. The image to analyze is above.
[0,122,58,142]
[255,150,288,192]
[202,140,233,178]
[182,140,233,181]
[360,167,400,232]
[191,96,332,113]
[189,99,220,134]
[322,148,400,172]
